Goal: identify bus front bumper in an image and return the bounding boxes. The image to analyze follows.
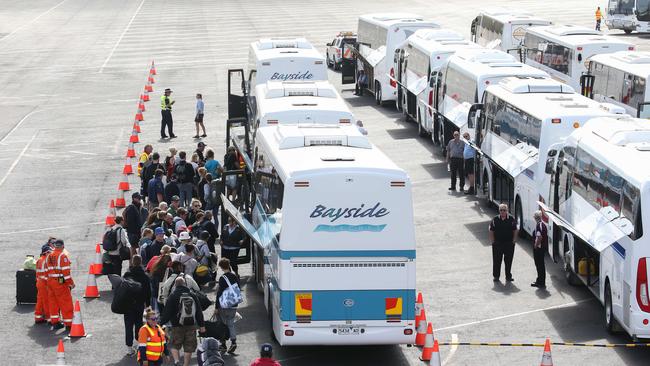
[276,320,416,346]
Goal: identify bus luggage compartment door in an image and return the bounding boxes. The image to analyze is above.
[228,69,248,120]
[341,57,356,85]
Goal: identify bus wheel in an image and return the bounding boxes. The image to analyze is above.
[515,198,527,239]
[418,113,427,137]
[604,281,622,333]
[268,296,278,342]
[375,81,382,105]
[624,29,633,34]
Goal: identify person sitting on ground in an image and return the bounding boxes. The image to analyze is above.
[250,343,281,366]
[160,277,205,366]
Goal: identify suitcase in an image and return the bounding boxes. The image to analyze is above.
[16,269,37,304]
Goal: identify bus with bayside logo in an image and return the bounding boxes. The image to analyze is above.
[222,124,417,345]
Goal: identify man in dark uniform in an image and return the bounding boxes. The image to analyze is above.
[489,203,518,282]
[531,211,548,288]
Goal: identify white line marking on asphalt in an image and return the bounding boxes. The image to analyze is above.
[68,150,98,156]
[442,334,459,366]
[99,0,147,73]
[0,0,69,43]
[0,107,42,144]
[0,132,37,188]
[434,298,595,332]
[0,221,103,235]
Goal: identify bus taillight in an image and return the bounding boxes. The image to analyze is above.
[428,91,433,117]
[390,68,396,88]
[637,258,650,312]
[629,46,636,51]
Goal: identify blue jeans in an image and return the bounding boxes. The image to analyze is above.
[179,183,193,208]
[218,308,237,341]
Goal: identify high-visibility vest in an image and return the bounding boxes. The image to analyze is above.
[138,324,165,361]
[46,249,73,286]
[161,95,173,111]
[596,9,602,20]
[36,255,49,284]
[138,152,149,176]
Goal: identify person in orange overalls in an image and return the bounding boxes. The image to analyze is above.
[35,244,53,324]
[46,239,75,331]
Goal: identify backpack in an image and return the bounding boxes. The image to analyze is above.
[111,275,142,314]
[209,180,223,205]
[175,163,188,183]
[102,227,121,251]
[218,275,243,308]
[178,292,197,326]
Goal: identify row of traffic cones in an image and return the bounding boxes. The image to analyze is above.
[414,292,554,365]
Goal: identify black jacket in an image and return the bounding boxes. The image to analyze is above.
[175,161,195,184]
[142,162,165,194]
[160,285,205,327]
[165,181,180,203]
[124,265,151,307]
[221,225,244,249]
[215,272,240,309]
[124,203,147,235]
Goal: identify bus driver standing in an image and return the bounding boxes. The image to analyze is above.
[489,204,518,282]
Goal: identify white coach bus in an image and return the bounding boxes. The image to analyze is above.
[470,76,626,238]
[541,116,650,340]
[584,51,650,118]
[252,81,354,129]
[436,48,548,150]
[522,25,635,90]
[470,10,552,53]
[355,13,439,105]
[223,124,417,345]
[396,28,481,140]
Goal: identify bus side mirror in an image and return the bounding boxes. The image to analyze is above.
[638,102,650,118]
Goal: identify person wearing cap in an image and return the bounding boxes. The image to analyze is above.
[194,93,207,138]
[142,227,166,268]
[35,244,52,324]
[46,239,75,330]
[124,192,149,253]
[167,195,180,217]
[250,343,281,366]
[160,88,176,139]
[176,231,192,254]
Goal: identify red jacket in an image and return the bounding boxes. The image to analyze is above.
[250,358,281,366]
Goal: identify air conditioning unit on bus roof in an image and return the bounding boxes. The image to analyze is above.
[613,52,650,64]
[545,25,601,37]
[274,125,371,149]
[456,49,515,63]
[414,29,464,42]
[500,77,574,94]
[591,117,650,146]
[258,37,313,50]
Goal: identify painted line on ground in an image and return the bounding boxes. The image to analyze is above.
[0,221,103,235]
[0,107,41,144]
[99,0,147,73]
[0,131,38,188]
[0,0,69,43]
[442,334,459,366]
[434,298,595,332]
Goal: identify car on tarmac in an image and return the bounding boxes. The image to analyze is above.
[326,32,357,70]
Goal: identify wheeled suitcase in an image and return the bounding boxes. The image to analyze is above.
[16,269,37,304]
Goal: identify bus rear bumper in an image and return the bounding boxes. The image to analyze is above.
[276,320,416,346]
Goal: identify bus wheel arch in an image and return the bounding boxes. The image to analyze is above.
[268,295,278,341]
[604,279,622,333]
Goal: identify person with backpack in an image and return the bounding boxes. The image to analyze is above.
[160,261,200,306]
[123,192,148,251]
[104,216,131,275]
[175,151,195,208]
[122,255,151,356]
[197,337,225,366]
[177,244,199,277]
[160,277,206,366]
[197,212,218,253]
[206,177,223,229]
[194,231,215,285]
[250,343,281,366]
[214,258,241,354]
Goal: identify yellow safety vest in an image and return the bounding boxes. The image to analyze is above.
[161,95,173,111]
[137,324,165,361]
[138,152,149,176]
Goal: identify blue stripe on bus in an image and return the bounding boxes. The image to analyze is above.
[612,241,626,259]
[278,289,415,321]
[276,249,416,260]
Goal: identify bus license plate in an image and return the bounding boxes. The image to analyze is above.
[337,326,361,335]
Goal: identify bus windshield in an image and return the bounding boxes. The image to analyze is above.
[638,0,650,21]
[609,0,635,15]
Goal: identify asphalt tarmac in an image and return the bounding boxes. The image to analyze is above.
[1,0,648,365]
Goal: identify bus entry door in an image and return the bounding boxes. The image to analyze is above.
[341,44,356,85]
[228,69,248,120]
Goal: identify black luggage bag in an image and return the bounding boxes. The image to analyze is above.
[16,270,37,304]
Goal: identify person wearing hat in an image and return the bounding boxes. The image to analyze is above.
[35,244,53,324]
[250,343,281,366]
[142,227,167,268]
[160,88,176,139]
[124,192,149,253]
[167,195,181,217]
[46,239,75,330]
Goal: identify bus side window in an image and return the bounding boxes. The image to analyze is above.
[622,183,642,240]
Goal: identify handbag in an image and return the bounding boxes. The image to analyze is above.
[157,267,171,304]
[119,245,131,261]
[218,275,243,308]
[199,314,230,341]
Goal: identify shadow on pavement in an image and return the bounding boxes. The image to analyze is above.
[13,304,34,314]
[492,281,521,295]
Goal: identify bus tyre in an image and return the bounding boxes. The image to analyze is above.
[268,296,277,341]
[564,249,581,286]
[418,113,426,137]
[624,29,632,34]
[605,282,622,333]
[375,81,382,106]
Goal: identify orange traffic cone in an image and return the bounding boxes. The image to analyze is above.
[145,83,153,93]
[123,157,134,175]
[135,111,144,122]
[420,327,440,365]
[415,292,424,327]
[540,338,553,366]
[90,244,103,275]
[142,91,150,102]
[118,177,130,191]
[148,75,155,84]
[83,273,100,298]
[56,339,65,365]
[129,131,139,144]
[126,141,136,157]
[150,61,156,75]
[105,199,116,226]
[69,300,87,337]
[133,122,141,133]
[415,309,427,346]
[115,189,126,208]
[138,101,146,112]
